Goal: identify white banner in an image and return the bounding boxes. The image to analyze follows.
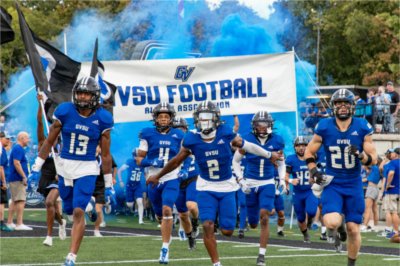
[82,52,296,123]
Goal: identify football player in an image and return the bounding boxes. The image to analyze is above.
[285,136,318,243]
[32,76,114,266]
[148,102,281,266]
[117,149,145,225]
[136,103,184,264]
[232,111,285,266]
[172,117,199,249]
[305,89,377,266]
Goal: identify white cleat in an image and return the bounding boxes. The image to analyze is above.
[15,224,33,230]
[43,236,53,247]
[94,230,103,237]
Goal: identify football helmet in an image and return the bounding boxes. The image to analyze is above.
[72,76,100,109]
[251,111,273,138]
[152,102,176,132]
[193,101,221,138]
[172,117,188,131]
[294,136,309,157]
[330,89,355,120]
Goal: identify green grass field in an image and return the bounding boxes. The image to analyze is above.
[0,209,399,266]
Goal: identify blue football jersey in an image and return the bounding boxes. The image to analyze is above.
[139,127,184,166]
[125,158,143,188]
[243,133,284,180]
[314,117,373,183]
[54,103,113,161]
[183,124,236,181]
[286,154,312,192]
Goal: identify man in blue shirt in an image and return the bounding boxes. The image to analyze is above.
[0,132,12,232]
[383,147,399,238]
[32,76,114,266]
[8,131,32,231]
[305,89,377,266]
[147,101,281,266]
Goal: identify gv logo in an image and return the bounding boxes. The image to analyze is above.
[174,65,195,82]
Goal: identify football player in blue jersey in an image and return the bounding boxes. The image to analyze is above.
[117,149,145,225]
[147,101,281,266]
[32,76,114,266]
[136,103,185,264]
[232,111,286,266]
[285,136,318,243]
[273,169,287,237]
[304,89,377,266]
[172,117,199,249]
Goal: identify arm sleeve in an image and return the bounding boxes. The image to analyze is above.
[232,150,244,179]
[277,159,286,181]
[242,140,271,159]
[138,139,148,152]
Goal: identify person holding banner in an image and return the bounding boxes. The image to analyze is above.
[147,101,281,266]
[35,94,66,247]
[136,103,186,264]
[232,111,286,266]
[32,76,113,266]
[304,89,377,266]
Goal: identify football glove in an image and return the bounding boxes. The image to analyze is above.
[177,169,189,182]
[238,179,251,194]
[141,157,164,168]
[348,145,364,160]
[31,157,45,173]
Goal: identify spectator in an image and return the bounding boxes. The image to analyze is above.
[386,81,400,133]
[383,147,399,239]
[374,86,391,133]
[6,131,32,230]
[365,88,376,125]
[0,115,5,132]
[354,92,366,118]
[0,132,12,231]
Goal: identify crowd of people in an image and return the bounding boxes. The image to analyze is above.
[0,77,399,266]
[300,81,400,134]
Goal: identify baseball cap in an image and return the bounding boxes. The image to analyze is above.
[0,131,11,139]
[394,147,400,155]
[387,81,393,86]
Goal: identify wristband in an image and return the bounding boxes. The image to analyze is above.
[309,167,318,177]
[362,154,372,166]
[104,173,113,188]
[33,157,45,171]
[305,157,316,165]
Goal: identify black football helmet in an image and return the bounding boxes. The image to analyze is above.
[251,111,273,138]
[330,89,355,120]
[193,101,221,136]
[152,102,176,132]
[72,76,100,109]
[294,136,309,157]
[172,117,188,130]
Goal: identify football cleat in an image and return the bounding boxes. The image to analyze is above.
[43,236,53,247]
[303,232,311,243]
[191,218,199,238]
[85,197,97,223]
[178,229,187,241]
[238,229,245,239]
[334,233,342,253]
[63,258,75,266]
[188,236,196,250]
[159,248,169,264]
[256,254,266,266]
[0,224,14,232]
[277,230,285,237]
[320,232,327,241]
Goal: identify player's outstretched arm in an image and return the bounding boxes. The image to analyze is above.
[231,136,281,163]
[146,147,191,186]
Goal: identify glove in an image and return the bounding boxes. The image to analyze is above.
[238,179,251,194]
[310,167,326,185]
[32,157,45,173]
[278,179,288,195]
[177,169,189,182]
[348,145,364,160]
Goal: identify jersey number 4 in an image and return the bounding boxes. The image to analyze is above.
[69,133,89,155]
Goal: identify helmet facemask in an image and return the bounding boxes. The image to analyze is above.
[196,112,218,138]
[252,120,273,139]
[72,77,100,110]
[155,112,173,132]
[332,100,354,121]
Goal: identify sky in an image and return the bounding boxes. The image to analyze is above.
[207,0,276,19]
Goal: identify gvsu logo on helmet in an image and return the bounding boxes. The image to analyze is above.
[174,66,195,82]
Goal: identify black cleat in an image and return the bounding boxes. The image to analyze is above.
[277,230,285,237]
[303,231,311,243]
[334,233,343,253]
[188,236,196,250]
[238,229,245,239]
[256,254,265,266]
[320,232,327,241]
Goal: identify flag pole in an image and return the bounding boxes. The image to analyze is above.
[0,85,35,113]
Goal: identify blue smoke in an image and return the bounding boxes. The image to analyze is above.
[3,0,317,168]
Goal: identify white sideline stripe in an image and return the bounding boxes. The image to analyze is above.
[383,258,400,261]
[1,253,343,266]
[278,248,312,251]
